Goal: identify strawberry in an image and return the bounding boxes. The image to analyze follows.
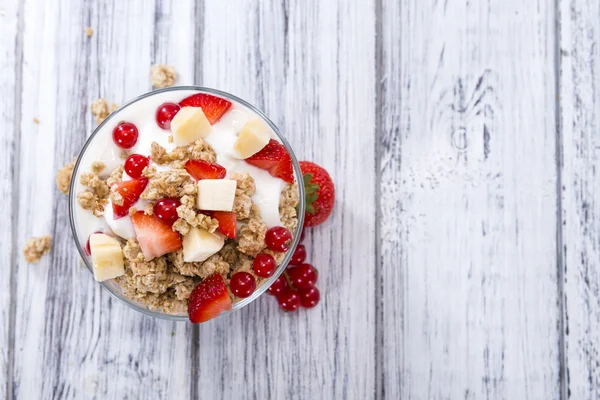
[205,211,237,238]
[178,93,232,124]
[245,139,294,183]
[131,211,183,260]
[299,161,335,227]
[111,178,149,219]
[188,273,232,323]
[184,160,226,181]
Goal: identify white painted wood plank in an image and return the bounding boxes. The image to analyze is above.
[379,0,561,398]
[559,0,600,398]
[197,1,376,399]
[0,0,21,397]
[12,1,195,398]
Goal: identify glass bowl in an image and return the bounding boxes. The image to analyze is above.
[68,86,305,321]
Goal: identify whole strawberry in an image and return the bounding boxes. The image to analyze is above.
[299,161,335,227]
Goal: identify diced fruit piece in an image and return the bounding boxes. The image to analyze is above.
[112,122,139,149]
[299,161,335,227]
[89,233,125,282]
[229,272,256,298]
[267,275,287,296]
[131,212,183,260]
[234,119,271,158]
[290,244,306,265]
[156,102,181,130]
[265,226,292,252]
[185,160,226,181]
[277,288,300,312]
[245,139,294,183]
[253,253,276,278]
[111,178,149,219]
[124,154,150,179]
[298,286,320,308]
[179,93,232,124]
[171,106,212,146]
[287,263,317,289]
[197,179,237,211]
[85,230,103,256]
[206,211,237,238]
[188,273,232,323]
[182,227,224,262]
[153,198,181,226]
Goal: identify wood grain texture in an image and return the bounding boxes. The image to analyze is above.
[559,0,600,398]
[11,1,194,398]
[379,0,562,398]
[0,1,21,397]
[196,1,377,399]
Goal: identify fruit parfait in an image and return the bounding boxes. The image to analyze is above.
[69,87,304,323]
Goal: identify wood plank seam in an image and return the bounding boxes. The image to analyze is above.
[7,1,26,399]
[374,0,385,399]
[554,0,568,398]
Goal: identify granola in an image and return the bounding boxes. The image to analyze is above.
[150,64,177,88]
[84,27,93,37]
[91,98,118,124]
[23,235,52,264]
[56,157,77,195]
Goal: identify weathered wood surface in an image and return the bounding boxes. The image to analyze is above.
[1,0,599,399]
[378,0,562,398]
[559,0,600,398]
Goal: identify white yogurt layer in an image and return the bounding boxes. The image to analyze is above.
[73,90,288,247]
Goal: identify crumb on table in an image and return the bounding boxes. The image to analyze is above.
[150,64,177,88]
[23,235,52,264]
[33,117,40,124]
[90,98,118,124]
[84,27,93,37]
[56,157,77,195]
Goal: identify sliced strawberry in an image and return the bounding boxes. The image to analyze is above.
[131,211,182,260]
[178,93,232,124]
[245,139,294,183]
[111,178,149,219]
[184,160,226,181]
[205,211,237,238]
[188,273,232,323]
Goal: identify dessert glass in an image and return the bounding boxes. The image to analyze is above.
[68,86,305,321]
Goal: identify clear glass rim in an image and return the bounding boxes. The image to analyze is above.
[68,86,305,322]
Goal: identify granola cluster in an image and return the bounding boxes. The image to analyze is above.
[23,235,52,264]
[150,64,177,88]
[77,138,299,314]
[90,98,118,124]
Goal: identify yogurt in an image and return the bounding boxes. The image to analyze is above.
[73,89,288,246]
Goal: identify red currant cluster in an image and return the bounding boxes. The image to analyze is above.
[266,229,320,312]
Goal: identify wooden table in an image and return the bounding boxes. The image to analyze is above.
[1,0,599,399]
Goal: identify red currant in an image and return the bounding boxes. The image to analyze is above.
[267,275,287,296]
[290,244,306,265]
[153,198,181,226]
[253,253,276,278]
[112,122,138,149]
[124,154,150,178]
[298,286,320,308]
[230,272,256,298]
[265,226,292,252]
[156,102,181,130]
[287,264,317,289]
[277,288,300,312]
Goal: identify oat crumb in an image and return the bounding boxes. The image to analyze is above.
[56,157,77,195]
[150,64,177,88]
[91,98,118,124]
[33,117,40,124]
[23,235,52,264]
[84,27,93,37]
